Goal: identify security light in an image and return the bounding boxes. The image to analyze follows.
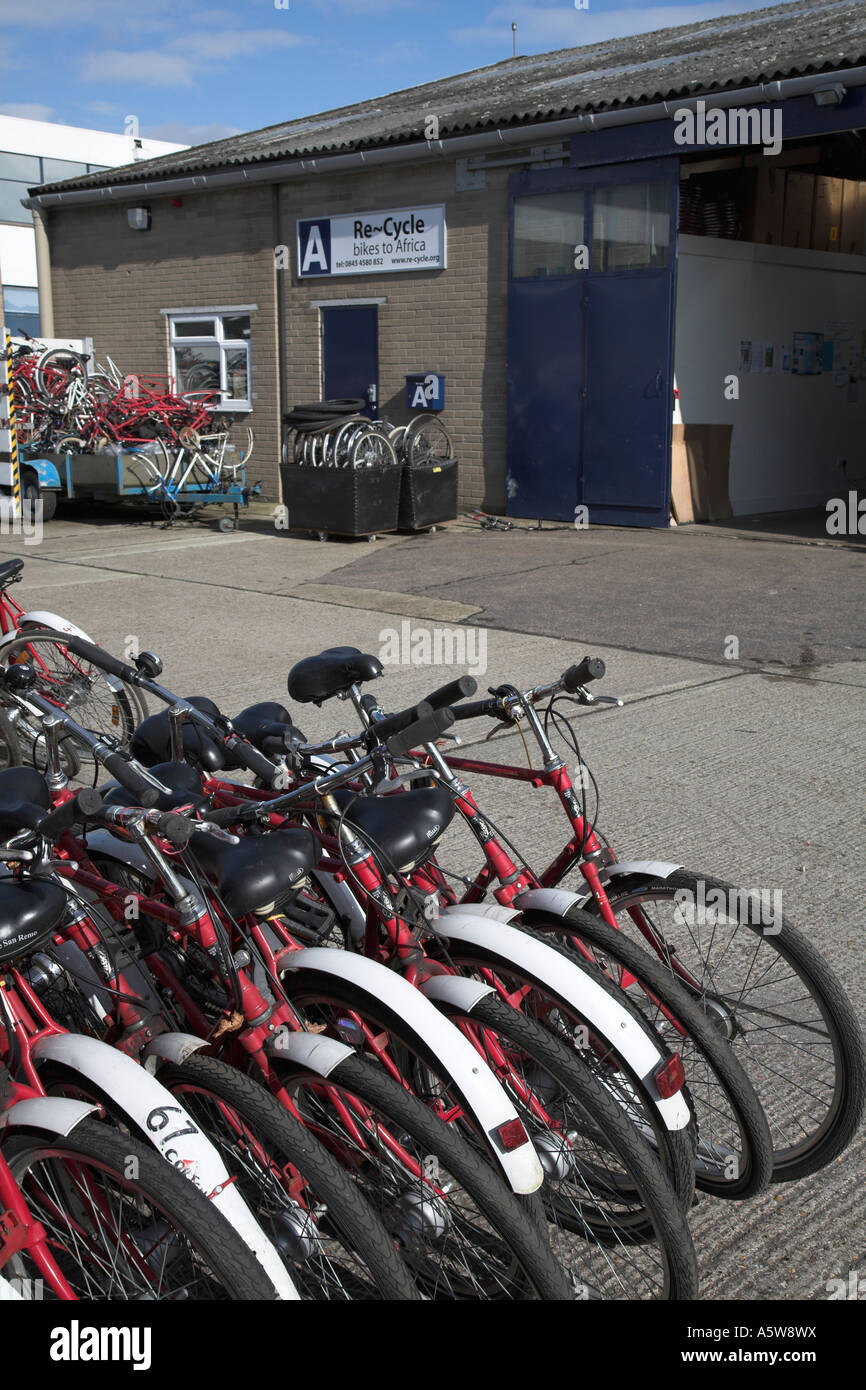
[127,206,151,231]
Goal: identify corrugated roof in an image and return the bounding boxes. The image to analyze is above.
[29,0,866,196]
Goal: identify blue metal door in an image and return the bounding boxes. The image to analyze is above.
[507,159,678,526]
[321,305,378,417]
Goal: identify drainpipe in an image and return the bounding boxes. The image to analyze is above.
[273,183,289,479]
[31,207,55,336]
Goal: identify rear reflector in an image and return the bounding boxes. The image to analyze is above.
[490,1118,530,1152]
[654,1052,686,1099]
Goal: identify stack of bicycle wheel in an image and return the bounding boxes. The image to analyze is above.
[280,399,402,540]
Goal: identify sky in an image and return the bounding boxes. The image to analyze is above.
[1,0,786,149]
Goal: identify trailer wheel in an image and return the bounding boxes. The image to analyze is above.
[22,471,58,523]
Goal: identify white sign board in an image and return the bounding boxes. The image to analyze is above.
[297,205,446,278]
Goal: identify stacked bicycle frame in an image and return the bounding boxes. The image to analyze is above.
[0,630,862,1302]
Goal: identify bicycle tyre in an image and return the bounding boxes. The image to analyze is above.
[460,995,699,1299]
[586,868,866,1181]
[273,1050,573,1300]
[3,1116,278,1300]
[525,907,774,1199]
[156,1054,418,1300]
[2,628,138,754]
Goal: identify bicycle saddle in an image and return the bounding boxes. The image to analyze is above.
[190,827,319,917]
[0,879,68,965]
[330,786,455,872]
[231,702,306,753]
[131,697,229,773]
[0,558,24,588]
[100,761,209,813]
[287,648,383,705]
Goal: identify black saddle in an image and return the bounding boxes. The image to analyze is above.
[131,697,231,772]
[230,703,306,754]
[287,648,383,705]
[333,787,454,872]
[100,761,209,812]
[0,766,51,835]
[0,559,24,589]
[0,879,68,965]
[190,827,319,917]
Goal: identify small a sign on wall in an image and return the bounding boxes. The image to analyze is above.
[406,373,445,411]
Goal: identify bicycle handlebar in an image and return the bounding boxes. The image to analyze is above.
[561,656,606,692]
[386,705,455,757]
[101,751,160,807]
[423,675,478,710]
[60,634,140,685]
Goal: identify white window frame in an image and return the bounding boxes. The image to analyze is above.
[166,308,254,411]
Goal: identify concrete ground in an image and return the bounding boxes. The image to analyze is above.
[0,502,863,1301]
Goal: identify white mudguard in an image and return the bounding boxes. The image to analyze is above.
[141,1032,210,1074]
[283,947,544,1193]
[0,1274,24,1301]
[0,1096,98,1137]
[0,614,126,692]
[266,1030,355,1078]
[529,864,683,910]
[430,909,691,1132]
[30,1033,299,1299]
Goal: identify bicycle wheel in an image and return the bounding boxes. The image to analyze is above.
[2,628,138,755]
[155,1054,418,1300]
[434,927,697,1223]
[525,908,774,1199]
[403,414,452,466]
[583,868,866,1181]
[448,995,698,1299]
[2,1117,277,1300]
[349,428,398,470]
[272,1051,573,1300]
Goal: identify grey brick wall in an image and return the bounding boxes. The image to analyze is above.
[47,156,515,511]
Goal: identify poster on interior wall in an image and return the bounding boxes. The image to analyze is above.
[738,341,753,371]
[296,204,446,277]
[762,344,775,372]
[750,341,764,373]
[780,343,792,372]
[792,332,824,375]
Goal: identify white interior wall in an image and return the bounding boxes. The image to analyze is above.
[674,235,866,514]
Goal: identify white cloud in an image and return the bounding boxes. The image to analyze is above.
[454,1,783,50]
[79,49,196,87]
[165,28,304,62]
[0,102,56,121]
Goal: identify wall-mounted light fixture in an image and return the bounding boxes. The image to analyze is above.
[812,83,846,107]
[127,206,151,231]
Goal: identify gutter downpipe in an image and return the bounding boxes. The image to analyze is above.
[22,68,866,212]
[272,183,289,478]
[31,207,55,336]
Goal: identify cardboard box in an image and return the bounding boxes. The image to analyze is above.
[670,424,733,522]
[811,175,844,252]
[782,172,815,248]
[840,180,866,256]
[746,164,786,244]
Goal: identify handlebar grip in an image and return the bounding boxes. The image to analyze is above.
[37,788,104,840]
[224,737,281,788]
[101,751,160,808]
[387,705,455,758]
[59,635,140,685]
[359,693,380,715]
[562,656,606,692]
[452,698,499,722]
[154,811,195,848]
[424,675,478,709]
[367,700,433,745]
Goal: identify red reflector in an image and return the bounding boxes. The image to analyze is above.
[490,1118,530,1152]
[655,1052,686,1099]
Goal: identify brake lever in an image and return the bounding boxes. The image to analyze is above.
[193,823,240,845]
[594,694,625,707]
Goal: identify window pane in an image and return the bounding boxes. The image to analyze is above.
[174,344,220,396]
[40,158,88,184]
[172,319,215,339]
[224,347,249,401]
[513,192,585,278]
[4,286,40,314]
[0,181,32,223]
[0,152,41,181]
[221,314,250,340]
[592,181,670,272]
[5,310,41,338]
